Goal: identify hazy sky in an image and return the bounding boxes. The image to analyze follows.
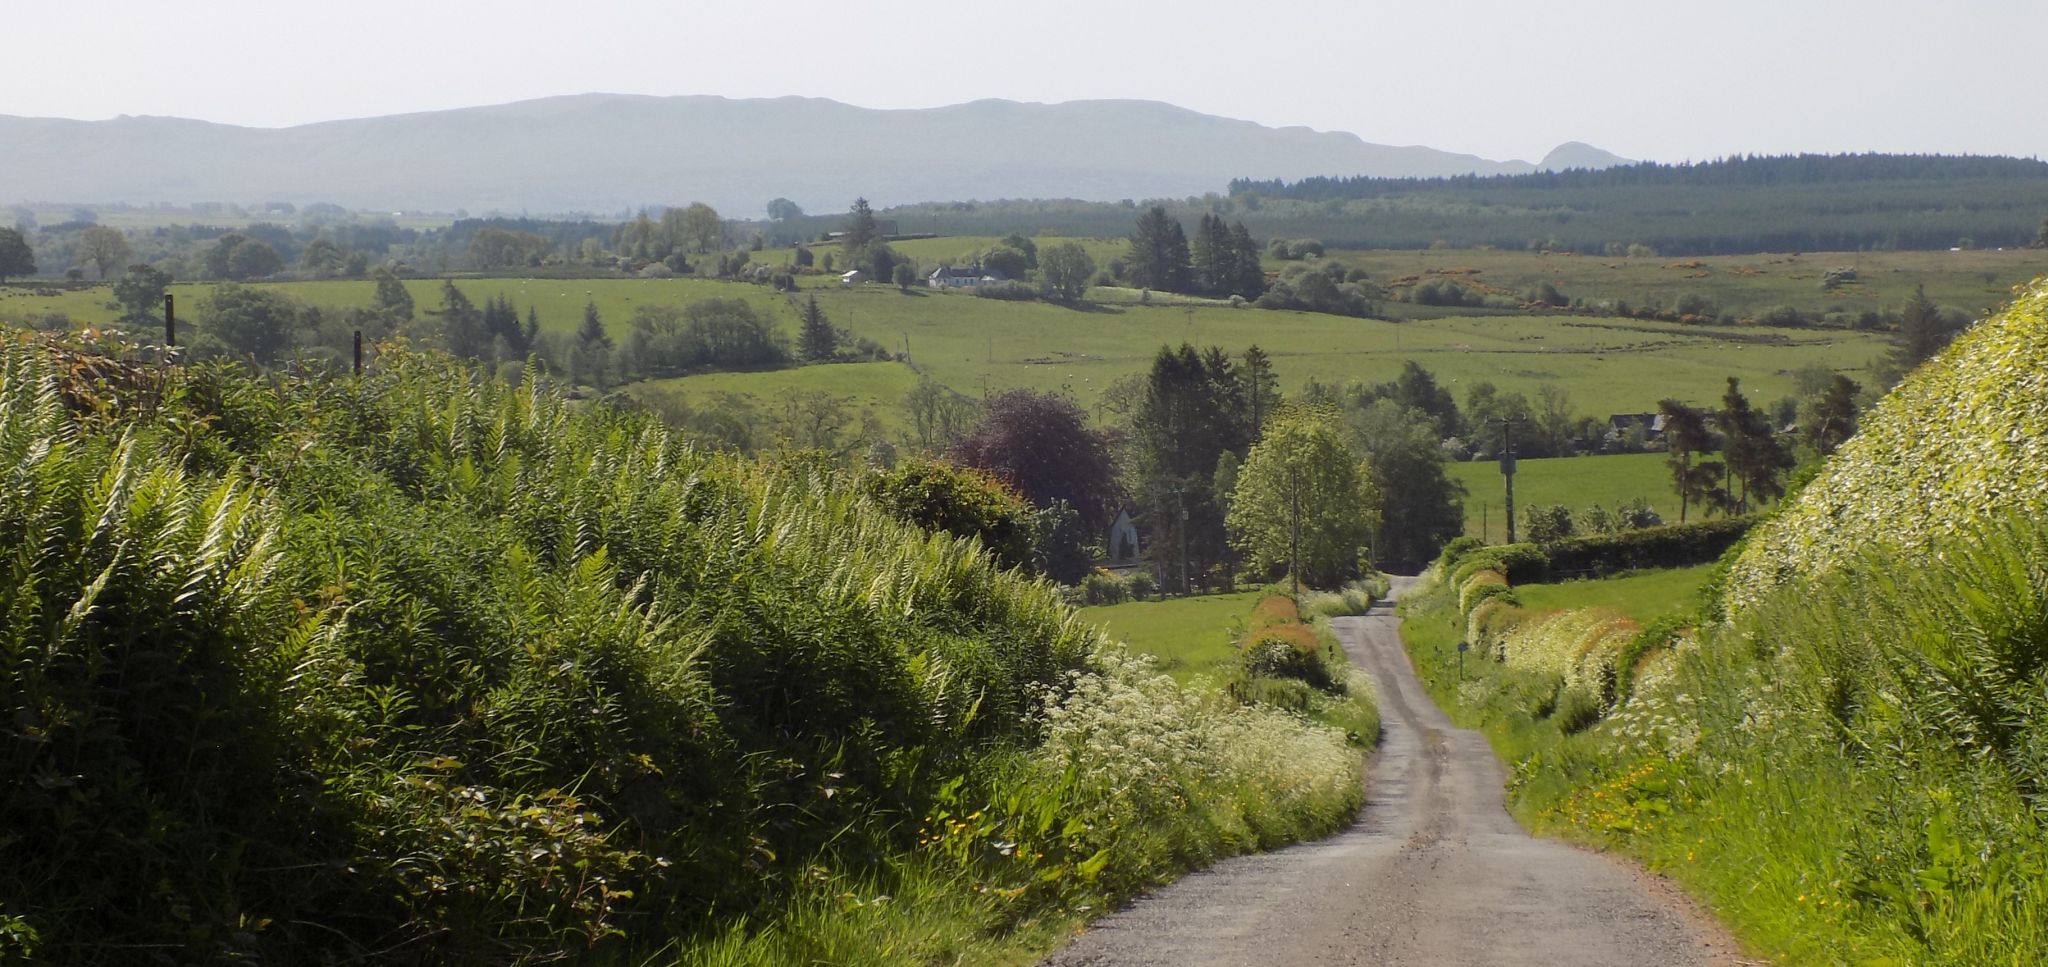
[6,0,2042,164]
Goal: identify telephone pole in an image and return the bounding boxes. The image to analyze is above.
[1289,463,1301,597]
[1488,416,1528,544]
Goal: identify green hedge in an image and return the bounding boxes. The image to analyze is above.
[1541,517,1755,577]
[1447,542,1549,588]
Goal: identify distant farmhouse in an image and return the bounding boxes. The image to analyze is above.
[927,265,1007,290]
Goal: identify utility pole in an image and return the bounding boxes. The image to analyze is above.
[1489,416,1528,543]
[1289,463,1301,597]
[164,293,175,347]
[1179,488,1191,597]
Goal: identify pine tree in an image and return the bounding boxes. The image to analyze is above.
[1241,345,1281,438]
[1189,214,1233,296]
[842,197,879,257]
[1715,377,1791,514]
[1229,221,1266,299]
[522,307,541,356]
[798,295,837,362]
[1658,399,1712,523]
[437,280,488,358]
[1128,206,1191,293]
[372,268,413,321]
[575,301,612,390]
[1801,374,1862,456]
[1886,285,1955,378]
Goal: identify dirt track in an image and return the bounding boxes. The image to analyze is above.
[1040,578,1752,967]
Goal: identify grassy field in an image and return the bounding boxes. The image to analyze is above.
[1327,247,2048,322]
[626,360,920,432]
[1079,590,1264,684]
[804,283,1891,419]
[1446,453,1679,540]
[1511,564,1714,624]
[0,276,802,340]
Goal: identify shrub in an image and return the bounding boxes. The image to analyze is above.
[1447,542,1548,588]
[1080,569,1129,606]
[1543,516,1754,578]
[1127,572,1157,600]
[972,280,1039,301]
[861,457,1038,573]
[1435,534,1487,572]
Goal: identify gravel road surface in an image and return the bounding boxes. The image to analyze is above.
[1040,578,1752,967]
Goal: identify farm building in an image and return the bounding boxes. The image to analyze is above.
[927,265,1006,289]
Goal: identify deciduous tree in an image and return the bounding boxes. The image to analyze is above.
[1037,241,1096,303]
[112,264,172,322]
[1227,405,1380,587]
[947,389,1120,527]
[76,225,130,280]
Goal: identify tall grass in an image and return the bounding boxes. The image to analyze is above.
[0,335,1361,963]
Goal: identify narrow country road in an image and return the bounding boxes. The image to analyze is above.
[1040,577,1750,967]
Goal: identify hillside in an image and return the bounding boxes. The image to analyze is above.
[1726,277,2048,610]
[0,337,1363,962]
[0,94,1624,213]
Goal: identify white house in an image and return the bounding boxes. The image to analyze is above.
[928,265,1004,289]
[840,269,867,286]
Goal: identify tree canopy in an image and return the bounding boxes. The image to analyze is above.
[947,389,1120,528]
[1227,405,1380,587]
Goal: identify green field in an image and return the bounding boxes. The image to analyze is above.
[0,277,802,340]
[0,250,1924,441]
[1511,564,1714,624]
[1328,247,2048,322]
[627,360,921,434]
[804,283,1891,420]
[1079,590,1264,684]
[1447,452,1680,540]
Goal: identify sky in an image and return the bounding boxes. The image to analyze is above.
[5,0,2043,165]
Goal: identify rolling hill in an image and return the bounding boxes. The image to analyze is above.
[0,94,1627,214]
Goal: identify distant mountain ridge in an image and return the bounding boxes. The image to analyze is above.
[0,94,1629,214]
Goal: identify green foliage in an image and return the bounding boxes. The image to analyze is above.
[1037,241,1096,303]
[1226,405,1380,587]
[1729,278,2048,613]
[1522,502,1574,542]
[862,457,1038,573]
[1541,516,1755,577]
[0,227,34,281]
[0,339,1128,961]
[1447,542,1549,588]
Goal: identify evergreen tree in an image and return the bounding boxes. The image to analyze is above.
[1189,214,1233,296]
[842,197,879,257]
[575,301,613,390]
[798,295,837,361]
[1128,206,1191,293]
[372,268,413,321]
[1885,284,1958,378]
[1132,343,1251,592]
[1229,221,1267,299]
[436,280,488,358]
[1346,398,1464,566]
[1658,398,1713,523]
[1715,377,1792,514]
[522,307,541,356]
[1801,374,1862,456]
[1241,345,1281,438]
[0,227,34,282]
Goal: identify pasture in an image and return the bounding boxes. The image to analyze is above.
[1080,590,1264,685]
[1446,453,1681,540]
[1511,564,1714,625]
[804,282,1892,420]
[1325,247,2047,322]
